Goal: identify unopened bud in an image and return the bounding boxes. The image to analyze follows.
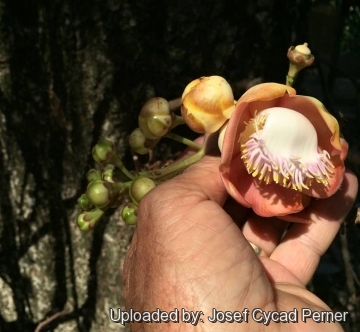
[77,194,94,211]
[77,209,104,231]
[218,122,228,152]
[129,128,159,155]
[86,169,102,182]
[103,167,131,183]
[102,168,116,183]
[139,97,173,139]
[181,76,235,133]
[121,203,138,225]
[287,43,314,78]
[129,176,156,205]
[86,180,113,209]
[92,140,120,166]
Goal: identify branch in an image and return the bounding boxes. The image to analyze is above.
[34,307,70,332]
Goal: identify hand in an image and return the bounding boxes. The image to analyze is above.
[123,153,358,331]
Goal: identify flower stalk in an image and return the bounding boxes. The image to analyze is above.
[139,148,205,182]
[165,132,203,150]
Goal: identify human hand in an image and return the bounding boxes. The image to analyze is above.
[123,151,357,331]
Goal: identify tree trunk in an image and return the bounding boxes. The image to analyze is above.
[2,1,357,331]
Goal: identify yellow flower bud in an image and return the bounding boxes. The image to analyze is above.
[138,97,173,139]
[181,76,235,133]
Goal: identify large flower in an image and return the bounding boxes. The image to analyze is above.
[219,83,348,218]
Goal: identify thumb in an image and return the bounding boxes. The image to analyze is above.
[164,133,228,205]
[178,153,228,205]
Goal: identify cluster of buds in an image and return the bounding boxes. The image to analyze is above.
[77,141,157,230]
[129,97,177,154]
[76,44,315,231]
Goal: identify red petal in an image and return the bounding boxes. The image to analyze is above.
[220,154,252,208]
[221,155,311,217]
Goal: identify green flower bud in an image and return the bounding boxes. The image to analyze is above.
[86,180,113,209]
[129,176,156,205]
[103,167,132,183]
[121,203,138,225]
[77,194,93,210]
[102,168,116,183]
[139,97,173,139]
[92,140,113,163]
[86,169,102,182]
[129,128,159,155]
[77,209,104,231]
[92,140,121,166]
[87,180,124,209]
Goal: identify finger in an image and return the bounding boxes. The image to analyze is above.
[222,197,289,257]
[170,153,228,205]
[242,214,289,256]
[224,196,290,256]
[269,170,358,285]
[159,133,228,205]
[222,197,251,227]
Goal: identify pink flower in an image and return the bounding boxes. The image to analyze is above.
[219,83,348,218]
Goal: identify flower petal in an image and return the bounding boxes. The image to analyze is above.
[238,83,296,103]
[303,96,343,153]
[220,154,252,208]
[250,181,311,217]
[220,83,296,175]
[220,155,311,217]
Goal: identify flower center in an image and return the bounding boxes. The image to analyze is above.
[240,107,334,191]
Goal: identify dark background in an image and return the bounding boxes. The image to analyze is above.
[0,0,359,331]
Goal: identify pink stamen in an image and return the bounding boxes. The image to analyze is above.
[241,135,334,190]
[240,107,336,191]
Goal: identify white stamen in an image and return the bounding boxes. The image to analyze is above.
[241,107,334,191]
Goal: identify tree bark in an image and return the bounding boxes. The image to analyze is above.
[3,0,358,331]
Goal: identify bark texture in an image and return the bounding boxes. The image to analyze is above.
[0,0,359,331]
